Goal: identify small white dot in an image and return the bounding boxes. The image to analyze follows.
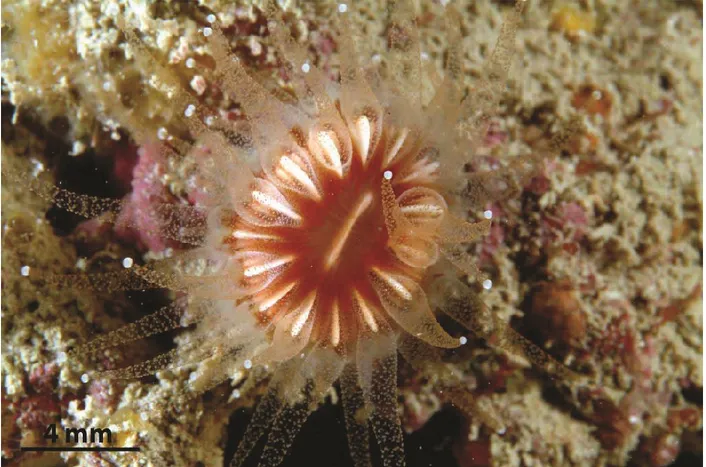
[497,426,507,435]
[383,170,393,180]
[140,412,149,421]
[102,81,112,91]
[122,257,134,268]
[482,279,493,290]
[80,374,89,383]
[185,104,196,117]
[157,127,168,140]
[338,3,348,13]
[301,62,311,73]
[56,352,67,363]
[459,336,468,345]
[232,389,241,399]
[186,58,196,68]
[244,360,252,369]
[203,27,213,37]
[483,210,493,220]
[204,116,215,126]
[206,14,216,23]
[20,266,30,277]
[105,4,120,16]
[30,159,45,176]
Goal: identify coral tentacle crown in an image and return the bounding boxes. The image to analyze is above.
[221,112,451,354]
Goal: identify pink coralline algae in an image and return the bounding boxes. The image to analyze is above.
[540,201,589,248]
[27,363,58,394]
[113,143,186,253]
[526,172,550,195]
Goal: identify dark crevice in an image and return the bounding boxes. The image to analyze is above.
[224,400,465,467]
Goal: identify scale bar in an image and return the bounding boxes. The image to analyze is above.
[21,447,141,452]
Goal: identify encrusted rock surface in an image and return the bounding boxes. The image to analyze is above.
[2,1,701,466]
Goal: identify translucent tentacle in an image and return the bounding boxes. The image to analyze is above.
[464,159,536,208]
[422,5,466,185]
[336,5,384,165]
[427,5,464,120]
[439,243,489,283]
[2,164,123,221]
[464,114,585,208]
[300,347,346,396]
[370,268,459,349]
[84,301,258,382]
[381,177,413,241]
[438,216,491,244]
[259,349,344,467]
[396,187,447,232]
[397,334,505,433]
[259,383,315,467]
[117,18,214,142]
[439,281,581,382]
[95,348,180,380]
[387,0,423,111]
[381,180,443,268]
[182,346,245,398]
[340,364,373,467]
[357,335,406,467]
[92,331,230,381]
[264,2,337,119]
[139,203,208,245]
[42,270,152,293]
[437,215,491,282]
[193,131,256,207]
[206,24,311,158]
[230,364,297,467]
[127,249,247,299]
[2,164,207,246]
[459,0,526,148]
[132,263,244,299]
[68,300,189,358]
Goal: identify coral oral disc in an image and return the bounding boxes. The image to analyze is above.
[225,115,446,349]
